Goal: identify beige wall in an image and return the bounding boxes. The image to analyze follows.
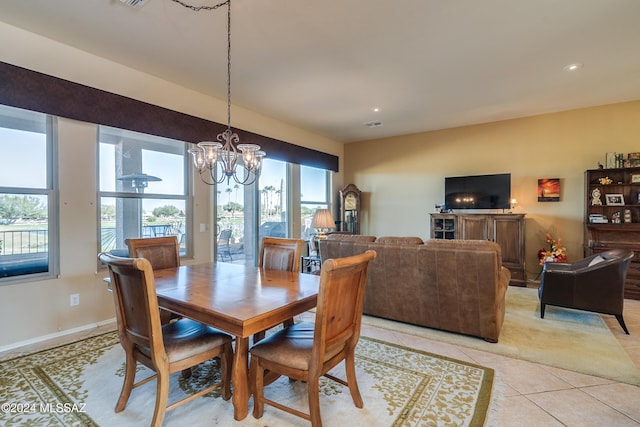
[345,100,640,282]
[0,22,343,349]
[2,19,638,349]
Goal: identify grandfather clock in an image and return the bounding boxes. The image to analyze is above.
[340,184,361,234]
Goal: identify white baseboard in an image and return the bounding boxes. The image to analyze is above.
[0,318,117,353]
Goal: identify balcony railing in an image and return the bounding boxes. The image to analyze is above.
[100,223,185,252]
[0,229,49,278]
[1,224,186,257]
[0,229,48,255]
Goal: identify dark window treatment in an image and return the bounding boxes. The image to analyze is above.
[0,61,338,172]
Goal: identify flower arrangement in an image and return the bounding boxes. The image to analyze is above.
[537,232,567,265]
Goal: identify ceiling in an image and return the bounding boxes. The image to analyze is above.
[1,0,640,143]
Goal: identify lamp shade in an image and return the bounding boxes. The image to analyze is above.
[311,209,335,230]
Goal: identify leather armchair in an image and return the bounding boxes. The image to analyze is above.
[539,248,635,334]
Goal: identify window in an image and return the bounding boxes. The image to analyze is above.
[301,165,331,240]
[212,158,334,266]
[214,158,289,265]
[215,177,251,264]
[0,105,58,282]
[259,158,288,241]
[98,126,191,258]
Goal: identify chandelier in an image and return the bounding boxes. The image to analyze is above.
[183,0,265,185]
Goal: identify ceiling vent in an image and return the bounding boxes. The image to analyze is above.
[119,0,149,8]
[364,121,383,128]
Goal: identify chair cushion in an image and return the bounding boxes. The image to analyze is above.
[250,322,325,371]
[138,318,232,363]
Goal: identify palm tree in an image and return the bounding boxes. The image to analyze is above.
[225,187,233,217]
[260,188,269,216]
[274,189,282,214]
[263,185,276,216]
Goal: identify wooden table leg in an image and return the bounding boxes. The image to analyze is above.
[232,336,250,420]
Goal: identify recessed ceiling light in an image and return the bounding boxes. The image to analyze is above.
[364,121,383,128]
[372,108,380,112]
[563,63,583,72]
[119,0,149,8]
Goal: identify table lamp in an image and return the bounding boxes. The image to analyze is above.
[312,208,336,237]
[311,208,335,253]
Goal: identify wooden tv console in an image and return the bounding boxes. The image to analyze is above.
[430,213,526,286]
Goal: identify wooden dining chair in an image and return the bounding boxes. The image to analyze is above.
[249,250,377,427]
[99,252,233,427]
[125,236,180,270]
[253,237,305,342]
[258,236,305,272]
[125,236,181,324]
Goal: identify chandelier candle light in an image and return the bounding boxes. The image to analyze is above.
[186,0,265,185]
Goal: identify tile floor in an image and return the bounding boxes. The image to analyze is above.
[2,299,640,426]
[360,297,640,427]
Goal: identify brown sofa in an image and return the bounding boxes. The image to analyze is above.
[319,235,511,342]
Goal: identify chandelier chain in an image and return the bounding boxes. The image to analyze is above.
[177,0,265,185]
[226,0,231,132]
[170,0,232,132]
[169,0,228,12]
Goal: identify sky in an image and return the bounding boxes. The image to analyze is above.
[0,128,47,189]
[215,158,328,205]
[1,126,327,213]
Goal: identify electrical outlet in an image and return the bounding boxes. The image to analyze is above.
[70,293,80,306]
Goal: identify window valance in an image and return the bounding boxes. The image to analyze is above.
[0,61,338,172]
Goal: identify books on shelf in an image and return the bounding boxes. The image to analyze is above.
[605,152,640,168]
[589,214,608,224]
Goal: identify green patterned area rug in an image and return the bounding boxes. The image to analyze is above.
[0,332,493,426]
[363,286,640,386]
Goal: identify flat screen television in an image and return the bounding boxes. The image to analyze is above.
[445,173,511,210]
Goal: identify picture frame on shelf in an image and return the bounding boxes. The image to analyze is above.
[631,174,640,184]
[628,158,640,167]
[605,194,625,206]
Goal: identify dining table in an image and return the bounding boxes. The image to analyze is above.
[152,261,320,421]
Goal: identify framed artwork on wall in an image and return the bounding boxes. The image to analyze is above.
[538,178,560,202]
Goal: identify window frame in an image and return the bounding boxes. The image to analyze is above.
[300,164,332,240]
[208,160,334,266]
[0,106,59,285]
[97,126,193,263]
